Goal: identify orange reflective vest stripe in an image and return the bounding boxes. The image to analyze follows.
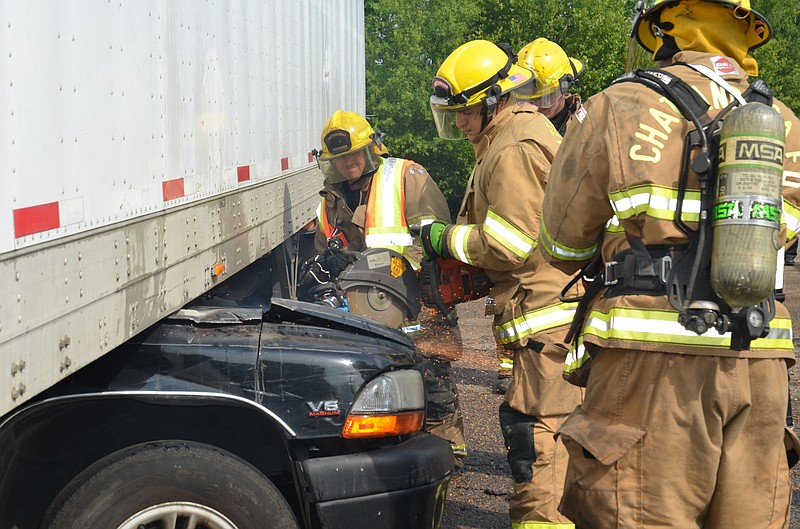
[316,199,349,246]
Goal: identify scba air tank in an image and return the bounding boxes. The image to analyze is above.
[711,102,786,311]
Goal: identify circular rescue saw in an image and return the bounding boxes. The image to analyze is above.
[338,248,421,328]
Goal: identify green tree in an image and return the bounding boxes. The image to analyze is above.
[477,0,632,96]
[754,0,800,110]
[366,0,636,214]
[365,0,480,213]
[365,0,800,213]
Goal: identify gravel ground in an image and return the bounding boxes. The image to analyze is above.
[440,299,510,529]
[441,265,800,529]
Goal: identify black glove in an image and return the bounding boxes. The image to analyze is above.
[297,243,355,303]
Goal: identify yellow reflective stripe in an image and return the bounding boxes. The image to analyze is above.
[609,184,701,222]
[496,302,579,344]
[316,199,327,231]
[564,338,589,377]
[484,209,535,259]
[539,218,597,262]
[605,215,624,234]
[451,443,468,457]
[448,224,476,264]
[499,360,514,370]
[582,307,793,350]
[784,200,800,240]
[512,522,575,528]
[407,215,439,226]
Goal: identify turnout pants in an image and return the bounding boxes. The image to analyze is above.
[503,341,583,528]
[558,348,790,529]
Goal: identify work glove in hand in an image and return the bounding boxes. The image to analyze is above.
[418,222,446,261]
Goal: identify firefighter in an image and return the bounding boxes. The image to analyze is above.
[538,1,800,527]
[487,38,587,397]
[517,38,585,137]
[426,39,582,528]
[312,109,467,465]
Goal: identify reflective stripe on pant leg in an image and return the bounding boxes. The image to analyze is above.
[512,522,575,528]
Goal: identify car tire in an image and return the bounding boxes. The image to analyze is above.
[40,440,299,529]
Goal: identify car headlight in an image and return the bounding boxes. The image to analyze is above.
[342,369,425,438]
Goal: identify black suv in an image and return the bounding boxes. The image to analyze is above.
[0,298,453,529]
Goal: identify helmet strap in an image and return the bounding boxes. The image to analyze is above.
[370,129,384,150]
[548,101,570,133]
[480,105,492,132]
[560,59,581,95]
[482,84,503,114]
[480,92,508,132]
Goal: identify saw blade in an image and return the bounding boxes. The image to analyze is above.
[346,285,406,328]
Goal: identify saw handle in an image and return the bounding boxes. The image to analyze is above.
[420,258,459,327]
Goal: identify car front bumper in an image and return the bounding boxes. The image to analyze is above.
[302,433,454,529]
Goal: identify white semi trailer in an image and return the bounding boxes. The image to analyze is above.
[0,3,453,529]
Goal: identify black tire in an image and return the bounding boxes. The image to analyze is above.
[41,440,299,529]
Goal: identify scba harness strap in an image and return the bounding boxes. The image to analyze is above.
[564,65,778,349]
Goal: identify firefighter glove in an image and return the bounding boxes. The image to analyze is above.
[419,222,446,261]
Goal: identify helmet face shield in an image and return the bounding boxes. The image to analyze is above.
[318,145,381,184]
[430,100,468,140]
[316,110,386,183]
[530,86,561,110]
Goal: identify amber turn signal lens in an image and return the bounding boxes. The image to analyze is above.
[211,262,226,277]
[341,411,424,439]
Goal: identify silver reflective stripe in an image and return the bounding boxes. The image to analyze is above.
[450,224,475,264]
[496,303,578,344]
[378,157,399,228]
[611,192,700,219]
[365,232,414,247]
[539,222,597,261]
[609,186,701,222]
[582,307,793,349]
[484,209,535,258]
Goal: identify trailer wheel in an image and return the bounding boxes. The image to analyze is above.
[41,440,299,529]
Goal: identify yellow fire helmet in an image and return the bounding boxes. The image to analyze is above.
[316,110,388,183]
[633,0,771,55]
[430,39,534,140]
[517,38,584,110]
